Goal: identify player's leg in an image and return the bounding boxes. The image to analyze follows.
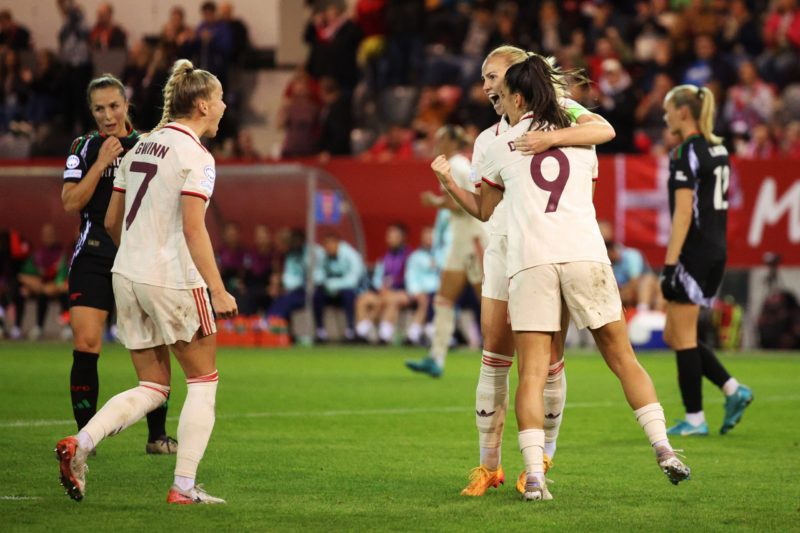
[663,302,708,435]
[355,291,379,341]
[379,290,409,344]
[406,270,466,376]
[515,330,555,501]
[405,292,429,344]
[69,306,106,431]
[312,285,328,342]
[543,301,569,462]
[340,289,357,341]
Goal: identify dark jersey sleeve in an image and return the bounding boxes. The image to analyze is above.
[671,140,700,190]
[63,136,91,183]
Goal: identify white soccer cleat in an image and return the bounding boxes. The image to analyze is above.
[656,446,691,485]
[522,474,553,501]
[167,484,226,504]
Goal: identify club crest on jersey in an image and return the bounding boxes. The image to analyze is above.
[66,155,80,169]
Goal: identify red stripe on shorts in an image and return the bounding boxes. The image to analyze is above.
[192,288,211,336]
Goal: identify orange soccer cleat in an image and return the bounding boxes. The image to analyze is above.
[460,465,506,496]
[54,436,87,502]
[167,484,226,505]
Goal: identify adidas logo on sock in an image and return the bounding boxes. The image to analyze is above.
[476,409,496,417]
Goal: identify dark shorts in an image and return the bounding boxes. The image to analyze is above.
[68,253,115,313]
[669,256,725,307]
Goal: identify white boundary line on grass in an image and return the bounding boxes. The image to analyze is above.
[3,395,798,429]
[0,496,40,500]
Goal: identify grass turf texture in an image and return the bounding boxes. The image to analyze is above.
[0,343,798,532]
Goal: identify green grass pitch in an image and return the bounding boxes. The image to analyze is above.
[0,342,798,532]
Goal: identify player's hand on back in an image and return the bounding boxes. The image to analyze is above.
[98,136,123,168]
[210,289,238,319]
[514,131,555,156]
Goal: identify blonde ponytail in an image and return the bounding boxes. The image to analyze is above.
[151,59,218,133]
[665,84,723,145]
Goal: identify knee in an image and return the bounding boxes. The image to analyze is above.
[73,331,103,354]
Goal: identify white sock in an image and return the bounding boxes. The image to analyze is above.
[406,322,422,343]
[356,319,373,338]
[476,351,513,469]
[634,402,670,452]
[543,359,566,459]
[81,381,170,449]
[722,377,740,396]
[175,371,219,479]
[174,475,194,491]
[685,411,705,426]
[430,298,455,367]
[378,321,394,342]
[76,431,94,454]
[518,428,545,477]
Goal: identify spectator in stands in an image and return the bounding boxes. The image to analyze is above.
[219,2,250,65]
[760,0,800,87]
[599,220,659,311]
[318,76,352,159]
[454,80,496,134]
[530,0,567,56]
[278,70,320,157]
[0,10,32,52]
[719,0,763,59]
[57,0,92,133]
[488,1,532,53]
[384,0,425,87]
[635,72,675,152]
[11,223,69,340]
[191,1,232,82]
[362,123,415,161]
[267,228,324,330]
[242,225,275,316]
[233,129,263,161]
[217,222,247,307]
[89,3,126,51]
[736,123,777,159]
[781,120,800,157]
[160,6,194,60]
[314,232,364,342]
[403,226,438,346]
[0,49,29,133]
[24,50,63,128]
[682,34,736,90]
[304,0,363,95]
[595,58,638,153]
[724,60,776,138]
[354,223,410,344]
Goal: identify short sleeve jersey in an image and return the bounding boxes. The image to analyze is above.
[63,129,140,260]
[667,134,728,262]
[111,123,216,289]
[448,153,487,245]
[470,99,593,236]
[480,116,608,277]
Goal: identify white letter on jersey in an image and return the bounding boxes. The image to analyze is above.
[747,177,800,246]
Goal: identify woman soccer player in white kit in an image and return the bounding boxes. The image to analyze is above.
[407,125,487,376]
[55,59,237,504]
[471,53,690,501]
[433,45,616,496]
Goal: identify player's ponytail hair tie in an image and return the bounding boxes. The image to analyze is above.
[696,87,705,100]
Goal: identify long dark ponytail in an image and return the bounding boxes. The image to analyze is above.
[504,54,579,131]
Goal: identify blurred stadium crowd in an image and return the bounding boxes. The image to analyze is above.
[1,0,800,159]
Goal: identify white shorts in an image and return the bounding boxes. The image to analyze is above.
[508,262,622,332]
[481,233,509,301]
[113,273,216,350]
[443,234,485,285]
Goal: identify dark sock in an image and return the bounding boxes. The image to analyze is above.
[676,347,703,414]
[70,350,99,430]
[697,342,731,389]
[146,393,169,442]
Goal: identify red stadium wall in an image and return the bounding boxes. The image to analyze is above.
[1,156,798,268]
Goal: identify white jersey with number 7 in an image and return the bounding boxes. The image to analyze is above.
[479,116,609,278]
[111,122,216,290]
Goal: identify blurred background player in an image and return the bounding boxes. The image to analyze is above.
[55,59,236,504]
[660,84,753,437]
[473,54,689,500]
[403,226,439,345]
[60,74,175,454]
[431,45,617,496]
[314,231,364,343]
[406,125,487,377]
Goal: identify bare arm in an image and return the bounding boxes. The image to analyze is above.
[514,112,616,155]
[104,190,125,247]
[420,190,462,212]
[664,189,693,265]
[181,196,238,318]
[430,156,484,219]
[62,137,122,214]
